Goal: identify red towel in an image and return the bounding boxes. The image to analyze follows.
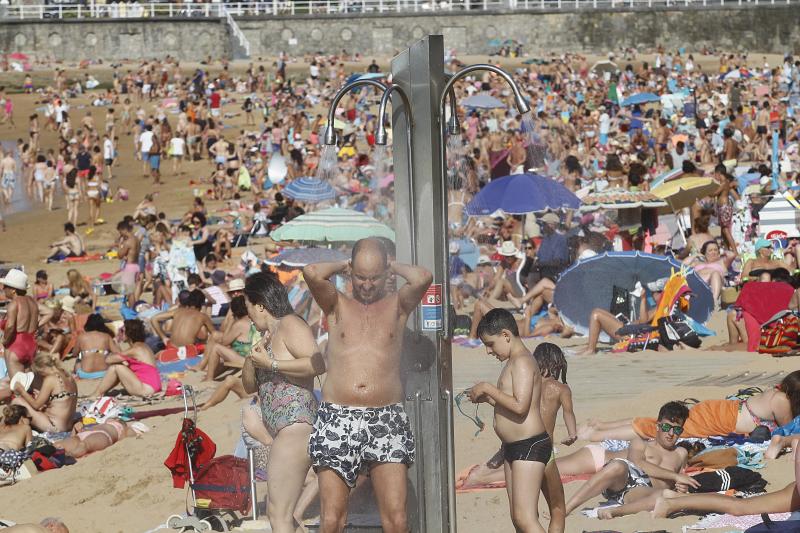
[735,282,794,324]
[164,418,216,488]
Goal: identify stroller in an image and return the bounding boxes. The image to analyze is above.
[164,386,258,532]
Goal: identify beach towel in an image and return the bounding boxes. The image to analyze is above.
[158,343,204,363]
[164,418,216,489]
[736,282,795,324]
[633,399,740,438]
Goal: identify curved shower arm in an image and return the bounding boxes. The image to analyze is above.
[376,84,413,146]
[436,64,530,338]
[324,78,388,146]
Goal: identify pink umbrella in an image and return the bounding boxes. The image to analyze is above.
[379,173,394,188]
[8,53,29,61]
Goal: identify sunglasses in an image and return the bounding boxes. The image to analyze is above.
[658,422,684,435]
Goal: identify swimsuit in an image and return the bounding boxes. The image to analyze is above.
[601,458,653,504]
[503,431,553,464]
[693,261,727,277]
[76,368,107,380]
[741,399,778,433]
[2,171,15,189]
[231,339,251,358]
[308,401,415,487]
[255,340,317,436]
[122,356,162,393]
[0,319,37,366]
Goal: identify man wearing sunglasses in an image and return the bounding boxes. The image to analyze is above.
[565,401,700,519]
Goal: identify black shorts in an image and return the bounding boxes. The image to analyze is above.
[757,125,767,135]
[503,432,552,464]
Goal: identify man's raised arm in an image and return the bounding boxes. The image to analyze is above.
[391,262,433,315]
[303,260,348,315]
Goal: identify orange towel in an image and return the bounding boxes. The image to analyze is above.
[632,399,740,438]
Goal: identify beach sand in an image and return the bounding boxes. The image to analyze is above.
[0,55,796,532]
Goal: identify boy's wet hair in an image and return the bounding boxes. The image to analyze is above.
[533,342,568,384]
[476,308,519,338]
[657,401,690,424]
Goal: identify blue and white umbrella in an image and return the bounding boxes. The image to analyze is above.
[461,93,506,110]
[282,177,336,203]
[466,173,581,216]
[620,92,661,107]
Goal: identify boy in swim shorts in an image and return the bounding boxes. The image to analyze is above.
[468,308,552,532]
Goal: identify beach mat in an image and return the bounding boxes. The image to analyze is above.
[63,253,105,263]
[156,357,201,374]
[455,464,591,492]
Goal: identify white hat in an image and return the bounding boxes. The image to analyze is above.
[540,212,560,225]
[477,255,492,265]
[498,241,520,257]
[0,268,27,291]
[227,278,245,292]
[449,242,460,254]
[9,372,34,393]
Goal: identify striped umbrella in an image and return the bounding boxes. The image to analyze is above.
[264,247,350,268]
[270,207,395,243]
[283,177,336,203]
[651,176,719,211]
[758,194,800,239]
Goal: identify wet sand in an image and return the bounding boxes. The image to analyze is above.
[0,55,795,532]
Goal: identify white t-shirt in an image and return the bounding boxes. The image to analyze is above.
[170,137,185,156]
[310,64,320,78]
[599,113,610,134]
[103,138,114,159]
[139,131,154,153]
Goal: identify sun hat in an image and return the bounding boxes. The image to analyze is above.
[60,295,77,314]
[0,269,27,291]
[540,212,560,225]
[449,242,460,254]
[227,278,245,292]
[498,241,520,257]
[755,238,773,252]
[9,372,34,393]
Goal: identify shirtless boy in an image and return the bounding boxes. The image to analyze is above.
[564,402,699,519]
[151,289,215,359]
[1,269,39,376]
[303,238,432,533]
[468,308,552,533]
[116,220,140,307]
[1,150,17,205]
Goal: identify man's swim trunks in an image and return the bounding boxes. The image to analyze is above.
[601,458,653,504]
[503,431,553,464]
[308,402,415,487]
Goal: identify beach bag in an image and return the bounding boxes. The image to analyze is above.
[688,466,767,494]
[657,316,701,350]
[758,311,800,355]
[609,285,631,322]
[191,455,251,514]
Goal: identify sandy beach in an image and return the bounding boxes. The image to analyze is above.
[0,53,797,533]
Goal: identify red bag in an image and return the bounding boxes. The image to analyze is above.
[759,311,800,355]
[191,455,251,514]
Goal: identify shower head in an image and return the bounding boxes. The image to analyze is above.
[323,125,336,146]
[324,78,388,147]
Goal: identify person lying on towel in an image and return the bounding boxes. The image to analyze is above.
[150,289,214,362]
[578,371,799,441]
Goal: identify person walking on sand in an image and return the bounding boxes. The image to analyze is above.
[1,149,17,206]
[303,238,432,533]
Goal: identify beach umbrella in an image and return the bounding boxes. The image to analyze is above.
[650,168,684,189]
[264,247,350,268]
[270,206,395,243]
[466,173,581,216]
[7,52,28,61]
[460,94,506,110]
[651,176,719,212]
[620,92,661,107]
[453,238,480,270]
[553,251,714,337]
[591,60,618,75]
[578,188,667,211]
[282,177,336,203]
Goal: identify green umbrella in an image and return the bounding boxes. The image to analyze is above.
[270,207,395,243]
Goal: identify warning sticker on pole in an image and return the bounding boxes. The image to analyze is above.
[420,284,443,331]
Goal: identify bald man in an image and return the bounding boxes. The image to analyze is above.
[303,238,432,533]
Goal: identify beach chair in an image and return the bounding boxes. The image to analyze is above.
[164,386,258,532]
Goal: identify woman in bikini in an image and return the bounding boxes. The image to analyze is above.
[0,405,33,451]
[73,314,120,380]
[85,166,102,230]
[63,169,80,226]
[11,352,78,433]
[684,240,737,304]
[54,418,147,458]
[242,271,325,533]
[199,295,253,381]
[33,270,53,302]
[92,319,161,398]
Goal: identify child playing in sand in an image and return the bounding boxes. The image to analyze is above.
[468,308,552,533]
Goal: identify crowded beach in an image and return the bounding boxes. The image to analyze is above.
[0,46,798,532]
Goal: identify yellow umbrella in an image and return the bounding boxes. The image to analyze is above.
[651,176,719,211]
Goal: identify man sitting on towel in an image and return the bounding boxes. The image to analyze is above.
[564,402,699,519]
[150,289,215,361]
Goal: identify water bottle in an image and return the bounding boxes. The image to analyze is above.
[234,217,242,232]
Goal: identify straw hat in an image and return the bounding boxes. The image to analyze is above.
[61,295,77,314]
[0,269,27,291]
[498,241,520,257]
[227,278,245,292]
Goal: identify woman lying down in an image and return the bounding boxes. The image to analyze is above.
[54,418,149,458]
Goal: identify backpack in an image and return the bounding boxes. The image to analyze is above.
[191,455,251,514]
[759,311,800,356]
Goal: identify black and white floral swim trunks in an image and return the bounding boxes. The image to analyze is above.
[308,402,415,487]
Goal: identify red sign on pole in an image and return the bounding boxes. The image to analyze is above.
[422,284,442,305]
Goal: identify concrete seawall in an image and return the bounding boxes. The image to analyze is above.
[1,5,798,61]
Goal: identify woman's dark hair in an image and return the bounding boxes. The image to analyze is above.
[192,212,207,227]
[694,213,711,234]
[85,313,113,336]
[533,342,568,384]
[230,295,248,319]
[124,319,147,343]
[66,168,77,189]
[700,240,719,255]
[2,405,28,425]
[780,370,800,417]
[244,271,294,318]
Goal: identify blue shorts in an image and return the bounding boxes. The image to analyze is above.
[150,155,161,169]
[599,133,609,146]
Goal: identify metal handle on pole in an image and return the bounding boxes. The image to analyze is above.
[413,391,427,530]
[444,389,457,532]
[248,448,258,520]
